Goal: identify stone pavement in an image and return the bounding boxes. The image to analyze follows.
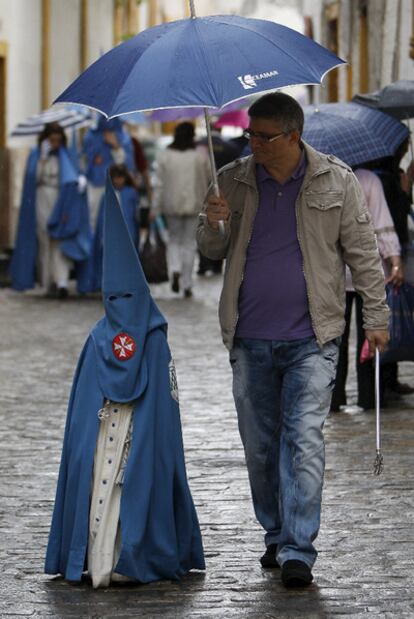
[0,277,413,619]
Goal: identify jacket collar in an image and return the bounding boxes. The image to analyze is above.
[232,141,338,188]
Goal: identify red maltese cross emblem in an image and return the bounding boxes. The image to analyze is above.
[112,333,136,361]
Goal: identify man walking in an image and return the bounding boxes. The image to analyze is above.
[196,93,389,588]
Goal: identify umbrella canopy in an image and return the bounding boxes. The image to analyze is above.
[55,15,343,117]
[54,7,343,212]
[302,102,410,167]
[148,100,248,123]
[214,109,249,129]
[352,80,414,120]
[121,111,149,125]
[10,106,92,137]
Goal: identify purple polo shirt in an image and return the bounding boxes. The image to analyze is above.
[235,151,314,341]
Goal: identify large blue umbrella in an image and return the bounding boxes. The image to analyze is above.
[302,102,410,167]
[55,3,343,226]
[56,16,343,117]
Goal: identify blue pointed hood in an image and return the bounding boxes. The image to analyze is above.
[91,173,167,402]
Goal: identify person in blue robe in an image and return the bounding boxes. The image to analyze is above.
[81,117,135,292]
[9,122,91,296]
[82,117,135,229]
[44,174,205,586]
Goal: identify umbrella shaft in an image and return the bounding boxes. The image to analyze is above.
[204,108,219,196]
[375,348,381,451]
[189,0,196,18]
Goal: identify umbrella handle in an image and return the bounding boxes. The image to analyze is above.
[204,108,226,235]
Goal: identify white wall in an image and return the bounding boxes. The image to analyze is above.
[398,0,414,81]
[50,0,81,104]
[87,0,113,65]
[0,0,42,143]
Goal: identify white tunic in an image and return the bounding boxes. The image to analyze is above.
[88,400,134,588]
[36,155,72,290]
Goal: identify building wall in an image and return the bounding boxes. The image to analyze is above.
[367,0,385,91]
[0,0,42,140]
[318,0,414,102]
[50,0,81,104]
[398,0,414,81]
[88,0,114,63]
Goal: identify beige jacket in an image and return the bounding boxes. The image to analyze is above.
[153,148,210,216]
[196,142,389,350]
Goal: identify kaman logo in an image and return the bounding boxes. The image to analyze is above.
[237,70,279,90]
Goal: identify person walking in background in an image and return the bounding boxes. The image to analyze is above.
[81,117,135,292]
[197,93,389,588]
[153,122,210,298]
[82,117,135,233]
[10,122,91,297]
[331,167,402,412]
[369,140,414,397]
[130,132,153,210]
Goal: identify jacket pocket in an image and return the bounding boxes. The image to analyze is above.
[306,192,343,211]
[356,210,377,250]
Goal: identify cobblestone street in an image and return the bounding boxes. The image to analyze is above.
[1,277,413,619]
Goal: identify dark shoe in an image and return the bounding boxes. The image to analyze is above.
[260,544,279,568]
[171,272,180,293]
[46,283,57,298]
[281,560,313,588]
[184,288,193,299]
[390,382,414,395]
[57,287,68,299]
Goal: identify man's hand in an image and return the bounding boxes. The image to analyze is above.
[206,194,231,231]
[365,329,389,356]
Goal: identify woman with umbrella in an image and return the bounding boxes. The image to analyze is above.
[9,122,91,297]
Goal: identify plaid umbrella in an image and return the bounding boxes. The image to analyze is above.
[302,102,409,167]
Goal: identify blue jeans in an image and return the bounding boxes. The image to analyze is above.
[230,336,339,568]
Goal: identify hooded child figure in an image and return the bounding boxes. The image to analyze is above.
[45,175,205,587]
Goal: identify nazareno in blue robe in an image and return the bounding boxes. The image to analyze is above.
[82,117,135,188]
[9,146,92,292]
[44,174,204,583]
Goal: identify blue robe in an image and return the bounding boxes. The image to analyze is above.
[44,328,205,583]
[9,147,92,291]
[45,174,204,583]
[83,118,135,187]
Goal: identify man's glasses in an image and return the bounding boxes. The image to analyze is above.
[243,129,286,144]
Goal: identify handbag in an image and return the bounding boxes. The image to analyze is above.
[380,283,414,364]
[139,217,169,284]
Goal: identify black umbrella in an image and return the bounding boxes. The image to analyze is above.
[352,80,414,120]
